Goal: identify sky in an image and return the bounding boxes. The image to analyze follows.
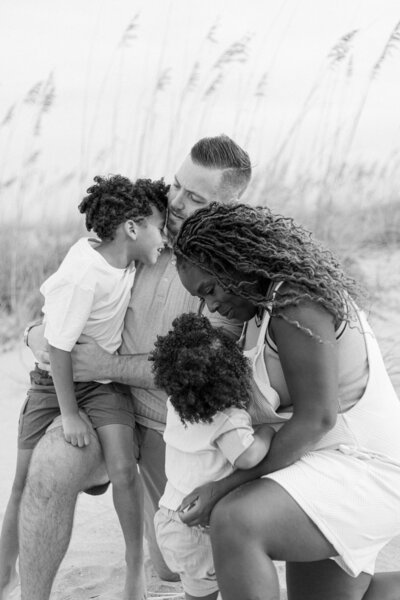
[0,0,400,220]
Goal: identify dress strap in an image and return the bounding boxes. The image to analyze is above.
[254,281,284,351]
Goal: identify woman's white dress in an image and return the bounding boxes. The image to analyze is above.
[243,304,400,576]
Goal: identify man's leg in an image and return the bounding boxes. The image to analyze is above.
[19,425,106,600]
[136,424,180,582]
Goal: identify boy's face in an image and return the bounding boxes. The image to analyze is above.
[134,206,167,265]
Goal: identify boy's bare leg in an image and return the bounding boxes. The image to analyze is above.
[19,425,105,600]
[97,424,145,600]
[0,449,33,600]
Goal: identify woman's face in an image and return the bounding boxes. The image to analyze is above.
[178,262,258,322]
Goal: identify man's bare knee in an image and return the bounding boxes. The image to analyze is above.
[27,426,105,496]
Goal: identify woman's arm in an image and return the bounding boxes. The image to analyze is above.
[180,299,339,525]
[49,345,91,447]
[259,299,339,472]
[234,424,275,469]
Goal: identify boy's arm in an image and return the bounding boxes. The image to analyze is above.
[49,345,91,447]
[233,424,274,469]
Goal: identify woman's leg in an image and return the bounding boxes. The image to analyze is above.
[0,449,33,600]
[286,561,371,600]
[363,572,400,600]
[97,424,145,600]
[286,562,400,600]
[185,592,218,600]
[210,479,371,600]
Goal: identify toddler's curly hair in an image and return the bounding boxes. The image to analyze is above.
[149,313,252,425]
[78,175,169,240]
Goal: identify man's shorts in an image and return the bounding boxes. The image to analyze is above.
[18,364,135,450]
[154,506,218,597]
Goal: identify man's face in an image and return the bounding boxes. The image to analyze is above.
[167,155,227,236]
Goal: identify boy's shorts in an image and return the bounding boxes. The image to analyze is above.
[18,364,135,450]
[154,505,218,597]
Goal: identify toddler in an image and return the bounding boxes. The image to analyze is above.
[0,174,168,600]
[150,313,274,600]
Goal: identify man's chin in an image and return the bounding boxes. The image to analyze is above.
[166,218,182,237]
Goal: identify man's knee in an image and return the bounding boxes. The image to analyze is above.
[27,427,104,496]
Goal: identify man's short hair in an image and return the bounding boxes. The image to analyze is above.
[190,134,252,199]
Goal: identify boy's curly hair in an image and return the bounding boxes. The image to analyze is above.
[78,175,169,240]
[149,313,252,425]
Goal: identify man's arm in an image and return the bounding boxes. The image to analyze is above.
[27,323,158,388]
[71,338,157,387]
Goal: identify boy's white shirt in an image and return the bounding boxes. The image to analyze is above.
[40,237,136,354]
[160,399,255,511]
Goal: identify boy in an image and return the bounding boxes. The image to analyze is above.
[0,175,168,600]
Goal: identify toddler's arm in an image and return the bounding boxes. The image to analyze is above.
[49,345,91,447]
[234,423,274,469]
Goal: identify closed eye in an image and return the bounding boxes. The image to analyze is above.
[187,191,203,203]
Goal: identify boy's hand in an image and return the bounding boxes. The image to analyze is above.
[62,413,91,447]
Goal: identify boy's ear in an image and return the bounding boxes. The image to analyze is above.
[124,219,142,240]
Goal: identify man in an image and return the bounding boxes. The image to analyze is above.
[22,134,252,599]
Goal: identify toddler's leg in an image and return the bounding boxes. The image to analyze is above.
[0,449,33,600]
[97,425,145,600]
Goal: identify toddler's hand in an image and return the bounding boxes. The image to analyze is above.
[62,413,91,447]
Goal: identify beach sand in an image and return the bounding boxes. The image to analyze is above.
[1,248,399,599]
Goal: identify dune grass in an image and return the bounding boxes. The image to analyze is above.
[1,12,400,348]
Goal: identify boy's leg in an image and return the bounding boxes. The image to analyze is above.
[0,449,33,599]
[97,424,145,600]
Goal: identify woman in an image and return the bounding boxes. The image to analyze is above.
[173,202,400,600]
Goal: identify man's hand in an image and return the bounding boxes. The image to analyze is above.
[178,481,220,527]
[71,335,110,382]
[62,412,91,447]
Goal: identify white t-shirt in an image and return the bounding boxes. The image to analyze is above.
[160,399,255,510]
[40,237,136,354]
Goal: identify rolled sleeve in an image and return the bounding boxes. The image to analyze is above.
[213,409,254,465]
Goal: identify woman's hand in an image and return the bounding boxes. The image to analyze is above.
[178,481,220,527]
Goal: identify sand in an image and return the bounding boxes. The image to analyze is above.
[1,248,399,599]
